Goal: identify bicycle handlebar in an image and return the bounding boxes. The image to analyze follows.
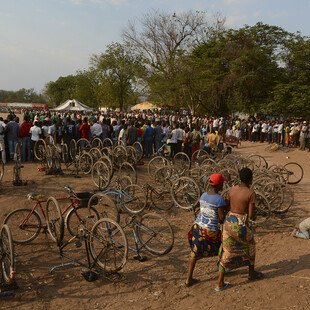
[64,186,77,197]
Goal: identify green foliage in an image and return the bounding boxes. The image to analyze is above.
[89,42,144,110]
[0,88,46,103]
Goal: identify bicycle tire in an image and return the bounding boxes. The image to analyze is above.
[274,185,294,213]
[66,206,100,237]
[88,193,120,223]
[91,160,111,189]
[34,139,46,161]
[118,162,137,184]
[14,142,21,164]
[102,138,113,148]
[171,176,200,210]
[46,145,53,169]
[132,141,143,161]
[173,152,191,175]
[89,218,128,273]
[92,137,103,148]
[89,147,102,163]
[99,155,113,175]
[136,213,174,255]
[69,139,77,160]
[247,154,268,170]
[77,138,91,154]
[61,143,69,164]
[148,156,170,178]
[150,186,174,211]
[122,184,147,214]
[3,208,42,244]
[45,197,64,246]
[283,162,304,184]
[0,161,4,182]
[78,152,93,175]
[0,224,15,284]
[253,191,271,225]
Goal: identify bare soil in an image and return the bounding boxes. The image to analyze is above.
[0,141,309,310]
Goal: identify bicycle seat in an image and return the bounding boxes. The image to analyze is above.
[27,193,46,201]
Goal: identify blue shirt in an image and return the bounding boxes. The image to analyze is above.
[195,193,226,231]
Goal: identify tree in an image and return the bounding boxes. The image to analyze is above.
[44,72,98,107]
[269,36,310,116]
[0,88,46,103]
[123,10,225,109]
[89,42,145,110]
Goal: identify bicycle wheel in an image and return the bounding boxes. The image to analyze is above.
[34,139,46,161]
[99,155,113,175]
[133,141,143,161]
[173,152,191,175]
[69,139,77,160]
[46,145,53,169]
[171,176,200,210]
[118,162,137,184]
[92,137,103,148]
[253,191,271,225]
[0,161,4,182]
[88,193,120,223]
[247,154,268,170]
[79,152,93,174]
[274,185,294,213]
[102,138,113,148]
[61,143,69,164]
[14,142,21,164]
[45,197,64,246]
[0,224,15,284]
[89,218,128,273]
[148,156,170,178]
[122,184,147,214]
[77,138,91,154]
[91,160,111,189]
[3,208,42,244]
[283,162,304,184]
[89,147,102,163]
[150,186,174,211]
[137,213,174,255]
[66,206,100,237]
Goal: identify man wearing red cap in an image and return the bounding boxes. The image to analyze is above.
[185,173,228,287]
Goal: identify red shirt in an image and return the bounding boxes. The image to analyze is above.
[20,121,32,138]
[79,123,90,140]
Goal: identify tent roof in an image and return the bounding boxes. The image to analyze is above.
[52,99,93,112]
[131,101,158,111]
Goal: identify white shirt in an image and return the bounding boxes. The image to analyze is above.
[30,126,42,141]
[90,123,102,137]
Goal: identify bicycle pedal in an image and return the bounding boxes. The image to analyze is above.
[74,240,82,248]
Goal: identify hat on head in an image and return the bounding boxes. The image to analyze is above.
[209,173,227,186]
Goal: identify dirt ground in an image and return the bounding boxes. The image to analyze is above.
[0,141,309,310]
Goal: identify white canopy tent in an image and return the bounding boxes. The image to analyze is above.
[52,99,93,112]
[131,101,159,111]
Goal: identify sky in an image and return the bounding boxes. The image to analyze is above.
[0,0,309,93]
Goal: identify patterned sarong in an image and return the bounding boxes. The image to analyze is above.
[188,224,221,259]
[219,212,255,271]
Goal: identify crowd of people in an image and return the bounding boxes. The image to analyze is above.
[1,108,310,165]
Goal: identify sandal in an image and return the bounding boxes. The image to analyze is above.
[248,271,264,281]
[214,282,231,292]
[185,278,200,287]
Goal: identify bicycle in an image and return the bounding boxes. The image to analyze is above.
[120,212,174,262]
[3,187,99,244]
[47,197,128,275]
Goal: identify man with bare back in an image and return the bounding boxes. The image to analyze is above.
[215,167,263,291]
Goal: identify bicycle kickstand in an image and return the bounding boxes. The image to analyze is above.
[132,230,147,262]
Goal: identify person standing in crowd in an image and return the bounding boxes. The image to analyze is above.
[64,119,76,146]
[0,117,6,164]
[127,121,138,146]
[185,173,228,287]
[90,118,103,140]
[154,121,163,153]
[217,168,263,291]
[299,121,307,151]
[79,117,91,141]
[20,116,32,162]
[5,115,20,160]
[143,121,154,158]
[30,121,42,161]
